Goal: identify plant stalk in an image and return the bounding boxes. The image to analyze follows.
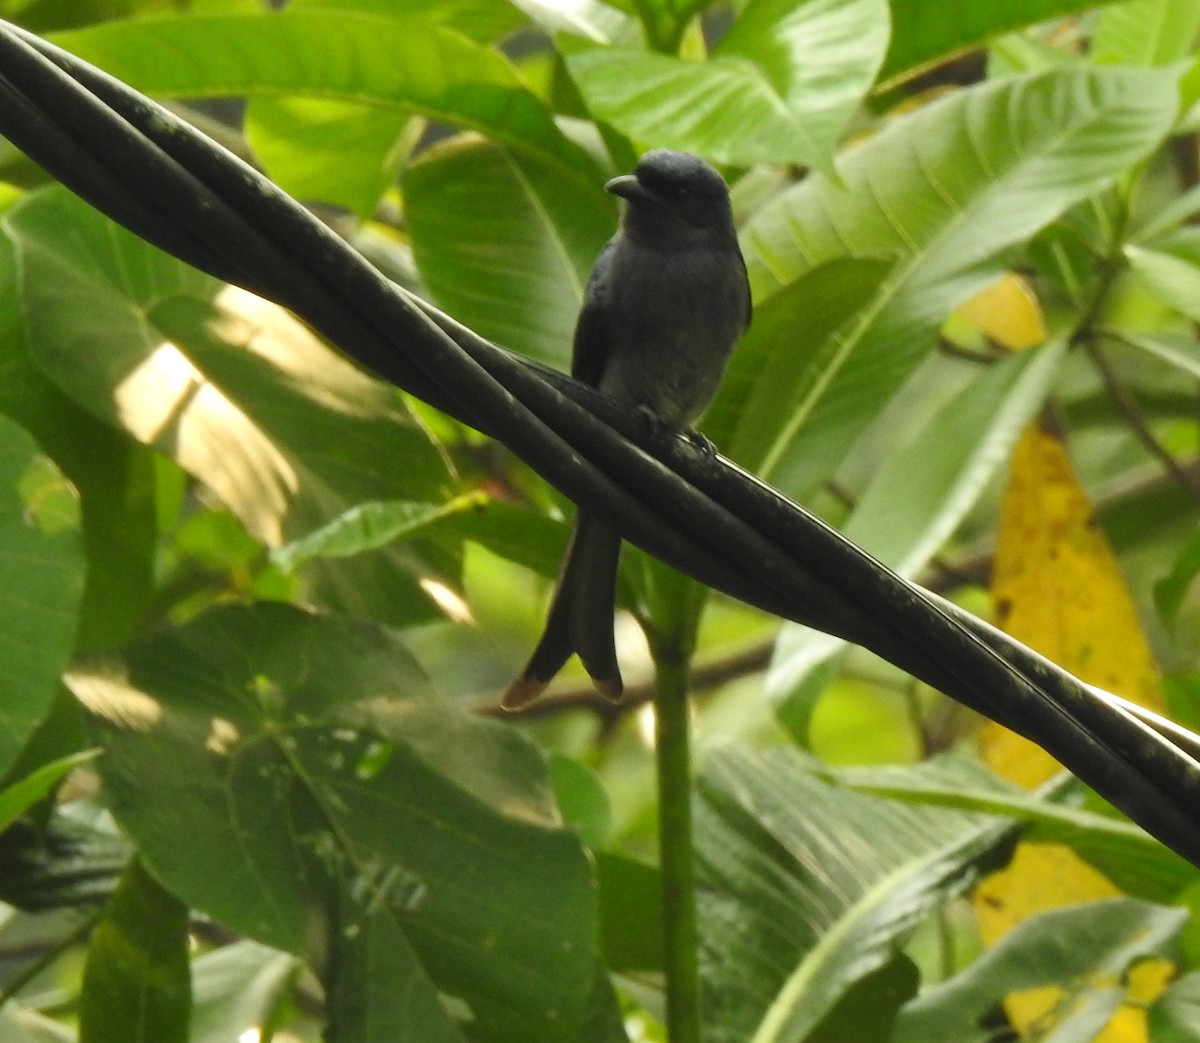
[655,651,701,1043]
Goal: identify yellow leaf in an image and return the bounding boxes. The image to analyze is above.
[974,423,1168,1041]
[957,272,1047,350]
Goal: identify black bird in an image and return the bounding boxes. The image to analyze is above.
[504,150,751,709]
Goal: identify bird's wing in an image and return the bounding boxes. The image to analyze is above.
[739,250,752,330]
[571,238,615,387]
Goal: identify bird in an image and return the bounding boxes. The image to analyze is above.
[503,149,751,709]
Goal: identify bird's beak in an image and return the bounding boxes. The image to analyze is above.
[605,174,650,202]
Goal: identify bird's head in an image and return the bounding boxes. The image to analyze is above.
[606,149,736,246]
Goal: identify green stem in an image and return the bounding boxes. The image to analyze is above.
[655,651,701,1043]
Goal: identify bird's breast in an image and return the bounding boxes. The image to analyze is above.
[598,241,747,426]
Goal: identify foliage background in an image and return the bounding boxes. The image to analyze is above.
[2,0,1200,1040]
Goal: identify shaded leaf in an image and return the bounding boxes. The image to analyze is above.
[894,899,1187,1043]
[1150,970,1200,1043]
[66,603,612,1041]
[694,745,1016,1043]
[0,750,99,835]
[80,859,191,1043]
[0,230,157,651]
[839,756,1198,903]
[767,341,1064,729]
[0,413,85,778]
[272,496,482,572]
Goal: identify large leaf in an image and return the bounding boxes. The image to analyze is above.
[736,65,1180,497]
[80,859,191,1043]
[4,187,453,627]
[562,0,889,172]
[238,0,526,217]
[893,898,1187,1043]
[880,0,1124,86]
[838,756,1199,903]
[766,341,1064,732]
[50,11,596,177]
[66,602,618,1042]
[404,136,615,367]
[695,745,1017,1043]
[0,412,84,778]
[245,97,412,221]
[0,232,155,650]
[190,941,299,1043]
[1093,0,1200,67]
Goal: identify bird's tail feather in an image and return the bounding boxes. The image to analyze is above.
[502,513,623,709]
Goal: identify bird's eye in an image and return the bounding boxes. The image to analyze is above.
[671,184,691,201]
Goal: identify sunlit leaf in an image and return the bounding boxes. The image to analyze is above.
[4,188,452,627]
[738,65,1179,497]
[562,0,889,171]
[51,11,596,176]
[405,136,614,366]
[1093,0,1200,66]
[880,0,1122,86]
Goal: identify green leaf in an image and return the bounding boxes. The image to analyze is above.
[843,341,1063,574]
[893,898,1187,1043]
[190,941,299,1043]
[838,756,1199,903]
[1158,528,1200,631]
[80,859,191,1043]
[803,954,919,1043]
[1120,331,1200,383]
[0,413,84,778]
[1150,970,1200,1043]
[287,0,524,44]
[548,753,612,850]
[596,852,663,972]
[0,750,99,834]
[562,0,889,171]
[1127,232,1200,321]
[1093,0,1200,66]
[0,233,155,650]
[0,1003,75,1043]
[66,603,613,1041]
[272,495,483,572]
[245,97,412,220]
[50,11,596,177]
[880,0,1122,86]
[738,65,1180,497]
[404,136,615,366]
[5,187,453,627]
[694,746,1017,1043]
[704,258,895,454]
[768,342,1065,724]
[326,890,466,1043]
